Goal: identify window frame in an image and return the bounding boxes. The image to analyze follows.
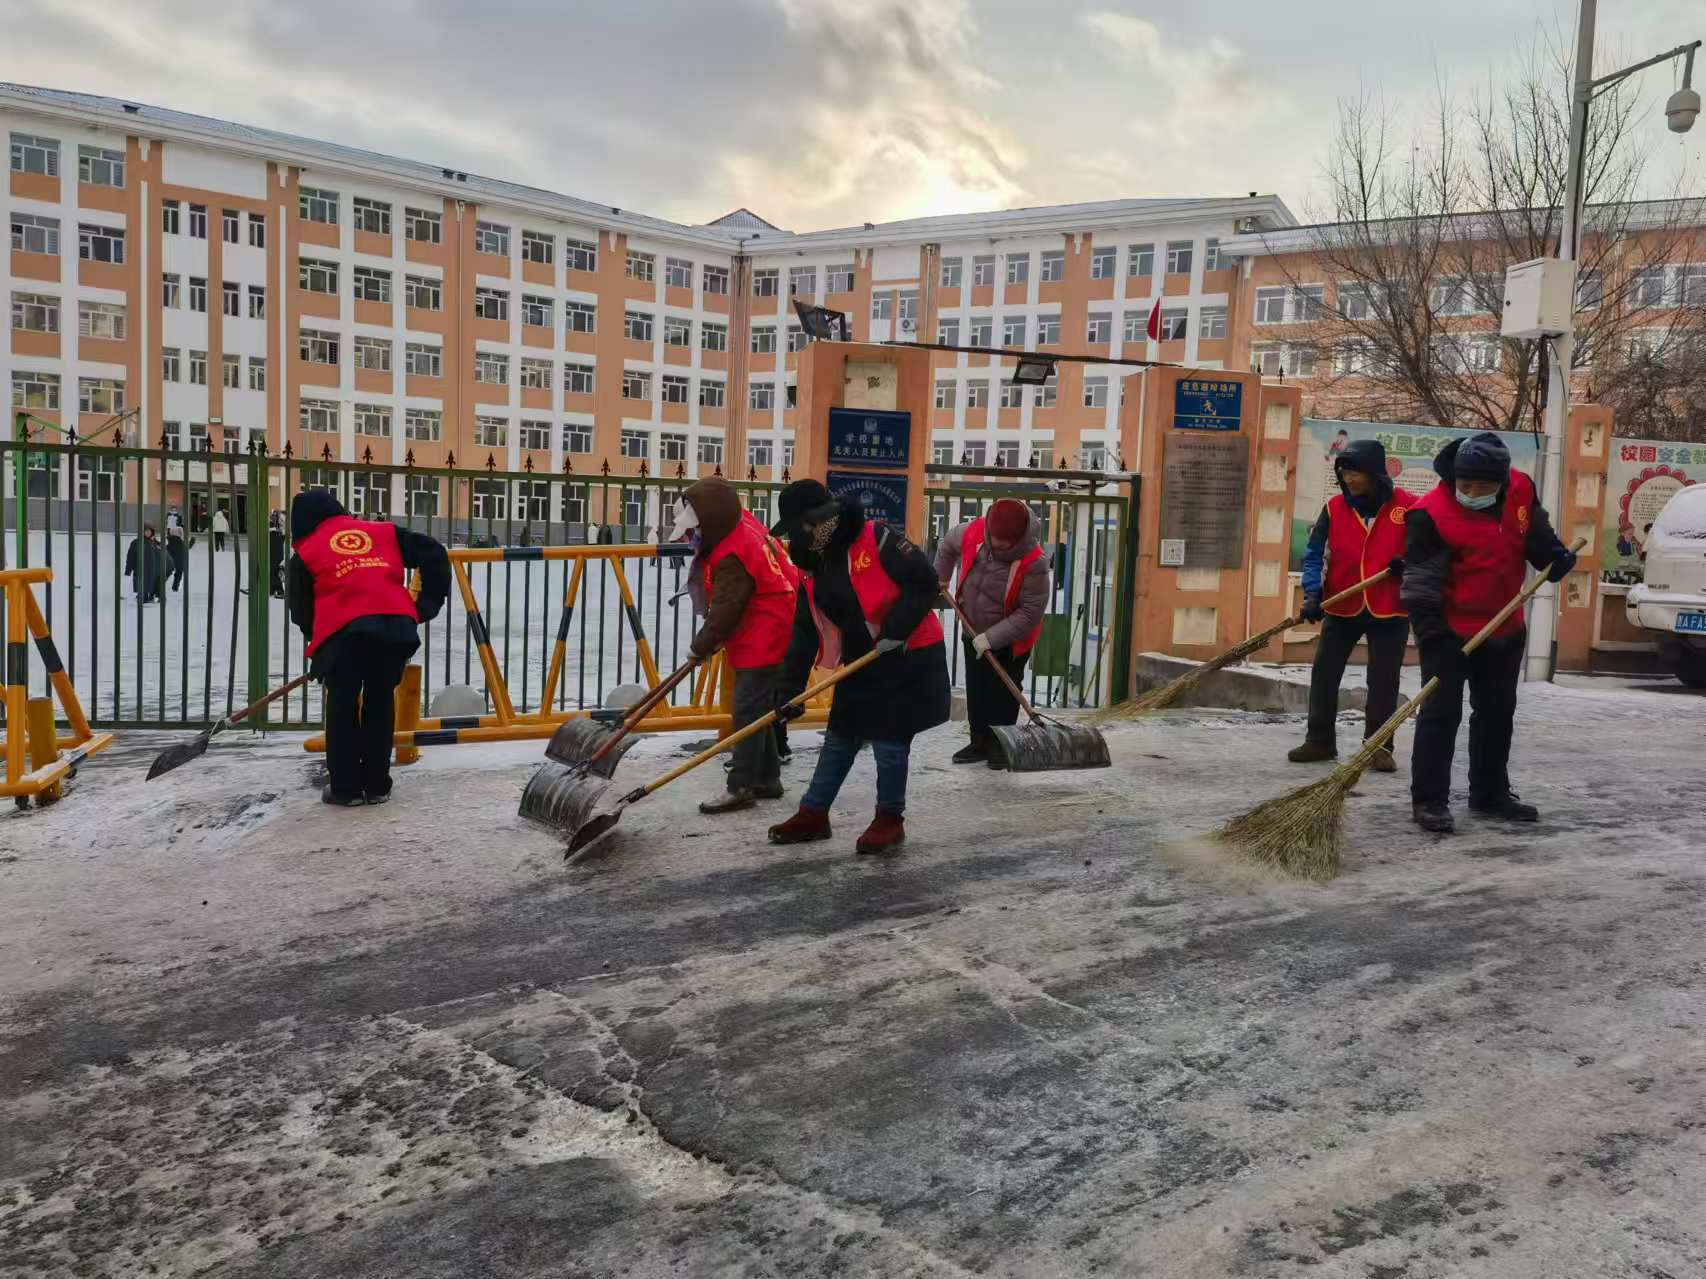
[298,186,339,225]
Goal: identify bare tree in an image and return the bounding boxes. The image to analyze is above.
[1265,36,1705,440]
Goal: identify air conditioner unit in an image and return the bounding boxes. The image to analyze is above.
[900,318,916,332]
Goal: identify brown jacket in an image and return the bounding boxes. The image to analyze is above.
[685,478,758,659]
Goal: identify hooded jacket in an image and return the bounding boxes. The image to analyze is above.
[933,505,1051,650]
[684,477,795,664]
[1300,439,1414,616]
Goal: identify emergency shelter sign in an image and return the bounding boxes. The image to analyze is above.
[1174,378,1242,431]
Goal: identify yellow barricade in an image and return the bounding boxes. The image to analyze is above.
[2,567,115,804]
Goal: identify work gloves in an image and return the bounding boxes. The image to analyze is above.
[775,701,804,723]
[1386,556,1405,581]
[972,633,992,657]
[874,637,906,657]
[1300,592,1325,623]
[1546,547,1578,583]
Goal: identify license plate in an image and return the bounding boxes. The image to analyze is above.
[1677,612,1706,633]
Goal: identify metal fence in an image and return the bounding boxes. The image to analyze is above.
[2,434,1136,733]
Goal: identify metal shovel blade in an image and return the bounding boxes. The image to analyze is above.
[145,728,215,781]
[542,716,638,779]
[988,719,1112,773]
[518,762,627,859]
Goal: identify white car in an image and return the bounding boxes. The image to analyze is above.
[1626,484,1706,687]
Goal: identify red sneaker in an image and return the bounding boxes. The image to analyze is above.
[768,806,832,845]
[854,809,906,855]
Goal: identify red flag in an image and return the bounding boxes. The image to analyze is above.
[1145,297,1162,342]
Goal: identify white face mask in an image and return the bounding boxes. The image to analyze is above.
[1455,486,1498,511]
[666,497,700,544]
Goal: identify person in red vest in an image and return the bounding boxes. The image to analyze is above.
[933,498,1051,764]
[766,479,950,854]
[673,477,800,815]
[1402,432,1576,833]
[1290,439,1414,771]
[288,490,449,807]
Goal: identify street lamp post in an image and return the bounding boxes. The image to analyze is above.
[1525,0,1699,682]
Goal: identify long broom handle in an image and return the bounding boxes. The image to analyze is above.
[1221,566,1396,657]
[630,649,884,800]
[581,655,701,771]
[943,594,1044,722]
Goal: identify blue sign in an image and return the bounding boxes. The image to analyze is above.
[826,469,909,531]
[827,407,910,470]
[1173,377,1243,431]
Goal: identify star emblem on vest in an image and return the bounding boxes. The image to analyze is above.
[330,528,374,557]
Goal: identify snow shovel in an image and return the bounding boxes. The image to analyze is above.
[521,648,883,863]
[946,596,1111,773]
[146,672,314,780]
[540,655,700,780]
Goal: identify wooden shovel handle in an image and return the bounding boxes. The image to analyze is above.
[943,595,1041,722]
[227,671,314,727]
[582,656,700,770]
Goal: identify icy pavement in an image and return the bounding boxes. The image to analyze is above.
[2,678,1705,1277]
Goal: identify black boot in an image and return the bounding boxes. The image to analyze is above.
[1412,800,1455,834]
[1287,741,1336,763]
[953,734,990,765]
[1469,791,1539,822]
[322,784,365,807]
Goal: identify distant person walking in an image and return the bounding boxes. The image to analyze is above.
[212,508,231,552]
[125,525,165,603]
[268,512,288,599]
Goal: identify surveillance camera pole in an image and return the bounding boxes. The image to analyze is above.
[1527,1,1700,682]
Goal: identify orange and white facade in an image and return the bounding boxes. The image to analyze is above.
[5,84,1293,517]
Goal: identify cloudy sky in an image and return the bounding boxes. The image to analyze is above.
[4,0,1701,231]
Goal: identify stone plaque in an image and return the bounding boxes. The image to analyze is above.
[1160,432,1250,569]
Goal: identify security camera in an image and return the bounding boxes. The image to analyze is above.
[1666,86,1700,134]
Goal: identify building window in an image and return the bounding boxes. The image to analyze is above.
[973,255,996,287]
[299,258,338,294]
[405,409,443,442]
[749,382,775,411]
[932,441,953,466]
[157,273,179,309]
[1165,241,1193,275]
[702,263,728,294]
[1631,268,1668,309]
[1003,315,1027,346]
[1080,443,1108,471]
[520,357,551,390]
[620,428,649,459]
[248,357,266,391]
[402,474,439,516]
[827,264,855,292]
[10,132,59,176]
[474,351,510,385]
[935,382,957,410]
[1040,250,1066,283]
[10,291,58,333]
[299,328,339,366]
[660,431,688,461]
[189,277,208,312]
[562,423,592,453]
[748,439,774,469]
[940,257,962,288]
[1251,344,1315,377]
[961,441,987,466]
[564,363,594,395]
[1254,287,1287,325]
[1200,306,1228,339]
[624,310,654,342]
[1203,238,1222,272]
[1005,255,1030,285]
[1089,246,1117,279]
[699,379,725,408]
[664,315,692,347]
[999,381,1024,409]
[299,186,339,225]
[564,300,596,334]
[404,343,441,377]
[1576,270,1604,311]
[405,207,441,243]
[1037,314,1061,345]
[1123,309,1146,342]
[161,346,180,382]
[474,220,509,256]
[78,377,125,414]
[405,275,441,311]
[698,320,727,352]
[626,250,655,282]
[518,420,551,451]
[784,383,799,410]
[471,478,508,520]
[161,201,180,235]
[938,317,960,345]
[218,354,239,390]
[78,300,126,340]
[995,440,1021,468]
[11,370,60,409]
[751,325,778,355]
[966,379,989,409]
[752,268,779,297]
[970,316,993,346]
[520,229,554,265]
[352,265,391,303]
[623,370,652,400]
[871,294,893,321]
[666,257,694,289]
[78,145,124,187]
[1038,375,1058,409]
[697,436,724,466]
[248,213,266,248]
[221,208,240,243]
[1084,376,1109,409]
[474,287,509,321]
[300,399,339,433]
[474,416,508,448]
[789,266,817,296]
[77,223,125,264]
[787,324,808,353]
[1087,312,1112,344]
[187,204,207,239]
[189,350,208,385]
[1159,309,1188,341]
[10,212,59,255]
[565,238,597,272]
[354,335,392,372]
[522,294,553,328]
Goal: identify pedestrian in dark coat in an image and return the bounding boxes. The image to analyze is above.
[125,525,165,603]
[288,491,450,806]
[767,480,951,855]
[268,513,288,599]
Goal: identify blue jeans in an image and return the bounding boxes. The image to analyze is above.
[802,730,911,814]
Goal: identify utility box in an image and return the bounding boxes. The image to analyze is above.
[1500,258,1576,339]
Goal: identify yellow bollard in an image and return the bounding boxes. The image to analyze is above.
[394,664,423,766]
[25,697,62,804]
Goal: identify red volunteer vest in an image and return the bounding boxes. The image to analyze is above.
[957,516,1046,655]
[1412,470,1537,641]
[805,523,945,667]
[1323,489,1416,619]
[295,515,419,655]
[702,512,797,668]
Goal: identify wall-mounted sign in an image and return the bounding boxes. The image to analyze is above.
[1160,433,1250,568]
[826,469,909,531]
[1173,377,1243,431]
[827,407,910,470]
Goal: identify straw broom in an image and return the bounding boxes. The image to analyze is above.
[1089,568,1393,723]
[1208,538,1584,883]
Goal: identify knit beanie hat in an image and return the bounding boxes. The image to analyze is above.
[986,498,1029,541]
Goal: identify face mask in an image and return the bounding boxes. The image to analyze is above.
[1456,486,1498,511]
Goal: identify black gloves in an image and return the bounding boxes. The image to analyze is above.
[1300,592,1325,623]
[775,701,805,723]
[1385,556,1406,581]
[1547,548,1578,583]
